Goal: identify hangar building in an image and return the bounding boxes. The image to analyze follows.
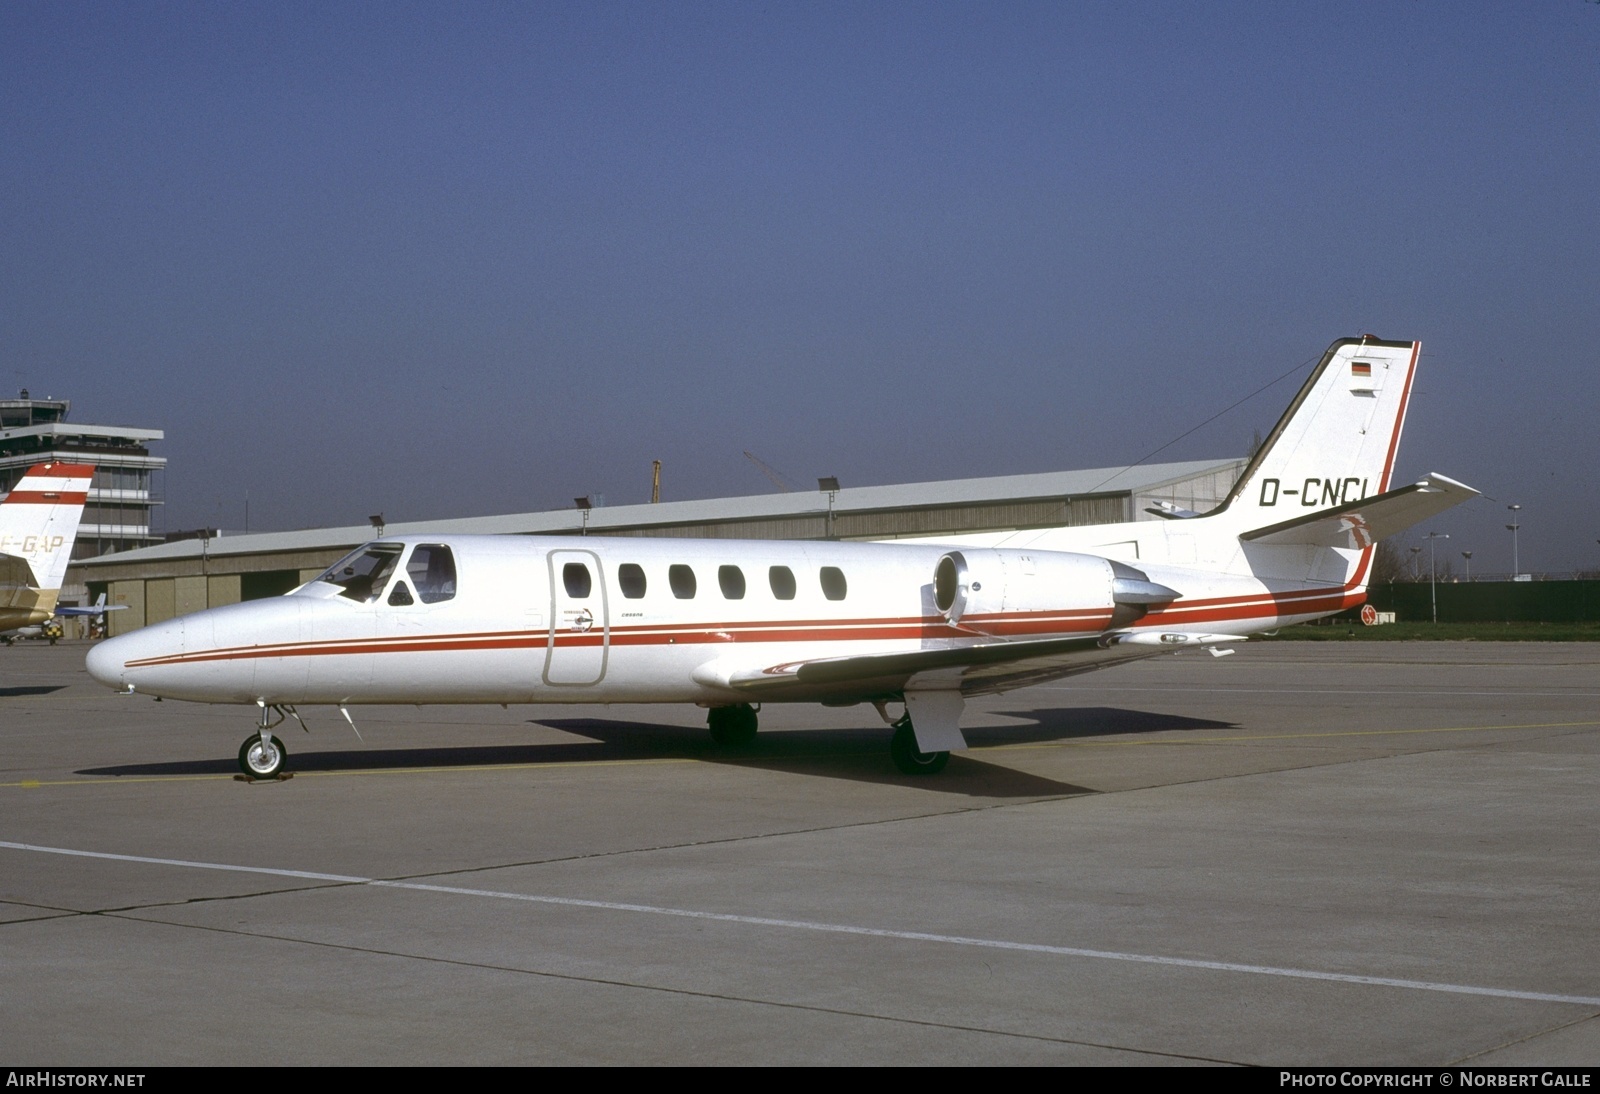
[77,458,1245,635]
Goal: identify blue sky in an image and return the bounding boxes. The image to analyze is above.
[4,2,1597,572]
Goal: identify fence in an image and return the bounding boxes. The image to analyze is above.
[1361,580,1600,624]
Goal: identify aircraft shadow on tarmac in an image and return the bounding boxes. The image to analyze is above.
[77,706,1231,799]
[964,706,1237,745]
[0,685,66,698]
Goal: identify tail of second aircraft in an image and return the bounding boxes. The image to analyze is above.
[0,462,95,620]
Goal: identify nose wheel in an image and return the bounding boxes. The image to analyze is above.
[238,733,287,779]
[237,701,297,780]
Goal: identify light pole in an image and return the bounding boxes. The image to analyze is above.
[818,477,840,539]
[1461,550,1472,581]
[1425,532,1449,623]
[1506,504,1521,577]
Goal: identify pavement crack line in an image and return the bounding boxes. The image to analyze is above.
[1451,1010,1600,1065]
[5,838,1599,1009]
[92,908,1244,1066]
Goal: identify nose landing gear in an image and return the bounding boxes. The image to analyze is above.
[236,701,302,780]
[239,733,287,779]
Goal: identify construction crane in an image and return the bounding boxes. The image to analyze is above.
[743,451,799,493]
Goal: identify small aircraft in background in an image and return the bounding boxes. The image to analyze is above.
[1,462,99,644]
[3,594,123,645]
[87,337,1477,778]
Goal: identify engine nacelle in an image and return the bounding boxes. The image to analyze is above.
[932,549,1178,637]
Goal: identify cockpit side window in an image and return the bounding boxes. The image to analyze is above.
[406,544,458,604]
[317,544,403,603]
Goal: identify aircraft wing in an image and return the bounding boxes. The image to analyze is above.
[1239,473,1478,549]
[694,635,1187,702]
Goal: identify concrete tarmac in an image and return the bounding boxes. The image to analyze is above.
[3,640,1598,1065]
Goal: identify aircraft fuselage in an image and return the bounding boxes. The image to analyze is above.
[85,532,1352,708]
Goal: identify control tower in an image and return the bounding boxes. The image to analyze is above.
[0,390,165,559]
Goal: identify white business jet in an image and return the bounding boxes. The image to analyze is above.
[87,337,1476,778]
[2,462,97,643]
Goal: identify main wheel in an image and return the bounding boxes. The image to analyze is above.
[238,734,287,779]
[890,720,949,775]
[707,704,759,747]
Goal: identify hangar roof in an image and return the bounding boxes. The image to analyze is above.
[83,458,1241,567]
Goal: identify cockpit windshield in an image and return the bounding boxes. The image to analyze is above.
[316,544,403,603]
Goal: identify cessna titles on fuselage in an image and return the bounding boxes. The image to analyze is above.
[1258,477,1369,508]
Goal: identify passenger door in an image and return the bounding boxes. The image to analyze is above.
[544,549,609,686]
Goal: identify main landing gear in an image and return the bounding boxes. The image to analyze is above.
[707,703,759,748]
[889,713,949,776]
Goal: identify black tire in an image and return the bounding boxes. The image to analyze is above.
[238,734,287,779]
[890,721,949,775]
[707,704,759,748]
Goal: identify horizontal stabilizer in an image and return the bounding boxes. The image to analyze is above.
[1240,473,1478,549]
[0,552,42,589]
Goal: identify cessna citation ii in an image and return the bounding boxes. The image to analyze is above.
[87,337,1476,778]
[2,462,100,643]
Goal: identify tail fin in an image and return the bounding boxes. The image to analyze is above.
[1211,337,1420,531]
[0,462,95,595]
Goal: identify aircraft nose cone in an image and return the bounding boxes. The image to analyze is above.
[85,636,129,690]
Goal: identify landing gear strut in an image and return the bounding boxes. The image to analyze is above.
[707,703,759,748]
[889,713,949,776]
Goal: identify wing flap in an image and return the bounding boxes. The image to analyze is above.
[1240,473,1478,548]
[697,634,1177,702]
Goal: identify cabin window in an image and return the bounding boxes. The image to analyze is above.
[406,544,457,604]
[618,563,647,599]
[820,566,847,601]
[387,582,414,606]
[768,566,796,600]
[718,565,746,600]
[563,562,593,598]
[317,544,402,603]
[669,564,697,599]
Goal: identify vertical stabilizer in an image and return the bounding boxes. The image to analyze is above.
[1211,338,1419,532]
[0,462,95,594]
